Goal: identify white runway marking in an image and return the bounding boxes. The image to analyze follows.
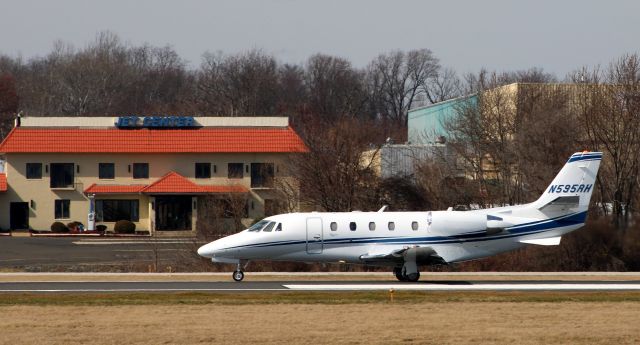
[73,240,195,245]
[284,284,640,291]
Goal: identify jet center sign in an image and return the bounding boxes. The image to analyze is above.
[116,116,196,128]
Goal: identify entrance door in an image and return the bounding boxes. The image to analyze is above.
[10,202,29,230]
[155,196,192,231]
[306,217,323,254]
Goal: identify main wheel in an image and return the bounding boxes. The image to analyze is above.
[406,272,420,282]
[232,270,244,282]
[393,267,407,282]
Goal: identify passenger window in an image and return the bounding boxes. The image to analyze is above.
[330,222,337,231]
[349,222,357,231]
[262,222,275,232]
[275,223,282,231]
[369,222,375,231]
[411,221,419,231]
[388,222,395,231]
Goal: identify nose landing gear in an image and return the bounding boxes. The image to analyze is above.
[233,270,244,282]
[232,261,248,282]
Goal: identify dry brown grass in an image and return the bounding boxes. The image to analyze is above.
[1,302,639,345]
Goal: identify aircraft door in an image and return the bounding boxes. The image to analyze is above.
[306,217,323,254]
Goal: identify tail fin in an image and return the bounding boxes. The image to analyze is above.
[531,152,602,217]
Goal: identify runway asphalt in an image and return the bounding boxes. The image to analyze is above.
[2,279,640,293]
[0,236,196,268]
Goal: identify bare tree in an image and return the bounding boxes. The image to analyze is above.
[304,54,367,120]
[0,73,19,137]
[512,84,579,201]
[198,49,280,116]
[425,67,463,104]
[277,63,307,119]
[291,117,384,211]
[444,71,570,207]
[573,54,640,224]
[367,49,440,126]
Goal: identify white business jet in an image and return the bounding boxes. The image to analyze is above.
[198,151,602,282]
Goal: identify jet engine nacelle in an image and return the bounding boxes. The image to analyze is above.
[428,211,488,237]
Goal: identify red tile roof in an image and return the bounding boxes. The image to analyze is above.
[84,173,248,195]
[0,173,6,192]
[142,172,248,194]
[84,184,147,194]
[0,127,308,153]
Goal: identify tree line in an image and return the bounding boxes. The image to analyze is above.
[0,32,451,130]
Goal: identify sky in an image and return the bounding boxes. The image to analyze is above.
[0,0,638,77]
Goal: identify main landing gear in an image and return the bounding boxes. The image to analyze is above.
[393,267,420,282]
[232,261,248,282]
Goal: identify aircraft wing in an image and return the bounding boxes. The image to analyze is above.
[359,246,446,266]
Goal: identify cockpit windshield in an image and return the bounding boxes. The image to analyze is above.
[262,222,276,232]
[248,220,270,232]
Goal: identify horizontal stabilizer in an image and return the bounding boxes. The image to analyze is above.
[519,236,562,246]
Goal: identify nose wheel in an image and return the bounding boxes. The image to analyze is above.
[232,261,247,282]
[233,270,244,282]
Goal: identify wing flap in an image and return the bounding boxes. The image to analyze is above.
[359,248,407,261]
[359,246,446,265]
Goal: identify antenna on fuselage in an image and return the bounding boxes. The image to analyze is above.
[377,205,388,212]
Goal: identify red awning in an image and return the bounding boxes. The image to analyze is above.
[84,184,147,194]
[84,172,248,195]
[141,172,248,194]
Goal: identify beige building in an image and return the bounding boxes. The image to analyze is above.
[0,116,306,236]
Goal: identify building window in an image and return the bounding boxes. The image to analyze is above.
[369,222,376,231]
[99,163,115,179]
[250,163,275,188]
[412,221,419,231]
[26,163,42,179]
[228,163,244,179]
[50,163,74,188]
[95,200,139,222]
[54,199,70,219]
[330,222,337,231]
[349,222,357,231]
[388,222,395,231]
[195,163,211,179]
[132,163,149,179]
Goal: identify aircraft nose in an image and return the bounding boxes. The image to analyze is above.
[197,241,227,258]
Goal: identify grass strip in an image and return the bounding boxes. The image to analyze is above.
[1,291,640,306]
